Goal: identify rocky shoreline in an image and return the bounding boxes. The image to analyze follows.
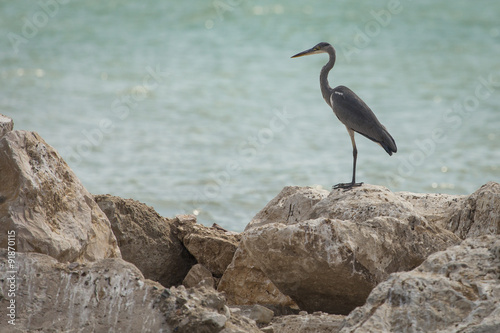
[1,114,499,332]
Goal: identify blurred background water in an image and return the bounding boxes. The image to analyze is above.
[1,0,499,231]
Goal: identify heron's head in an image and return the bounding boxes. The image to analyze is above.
[291,42,332,58]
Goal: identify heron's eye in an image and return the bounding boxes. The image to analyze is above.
[314,47,319,50]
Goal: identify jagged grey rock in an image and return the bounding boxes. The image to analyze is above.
[339,235,500,333]
[399,182,500,240]
[448,182,500,239]
[94,194,195,287]
[396,191,465,229]
[0,250,261,333]
[0,130,120,263]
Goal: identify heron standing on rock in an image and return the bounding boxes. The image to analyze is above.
[292,42,397,189]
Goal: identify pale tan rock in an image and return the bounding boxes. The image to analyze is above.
[183,264,215,289]
[94,194,195,287]
[0,250,262,333]
[218,245,297,308]
[246,185,423,231]
[0,113,13,137]
[0,130,120,262]
[310,185,419,223]
[397,182,500,240]
[232,304,275,325]
[340,235,500,333]
[237,184,460,314]
[448,182,500,238]
[396,191,466,229]
[176,216,241,277]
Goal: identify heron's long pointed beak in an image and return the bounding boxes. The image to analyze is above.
[291,48,315,58]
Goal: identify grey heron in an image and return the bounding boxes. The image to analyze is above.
[292,42,397,189]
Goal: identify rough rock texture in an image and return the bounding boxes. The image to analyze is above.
[183,264,215,289]
[398,182,500,240]
[396,191,465,229]
[231,304,275,325]
[0,130,120,262]
[340,235,500,333]
[0,250,261,333]
[218,245,297,308]
[236,185,461,314]
[448,182,500,239]
[94,194,195,287]
[248,185,458,229]
[267,312,345,333]
[219,187,324,309]
[0,113,13,137]
[245,186,329,230]
[176,215,241,278]
[160,286,261,333]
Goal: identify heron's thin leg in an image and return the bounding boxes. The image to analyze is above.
[350,129,358,184]
[333,128,363,190]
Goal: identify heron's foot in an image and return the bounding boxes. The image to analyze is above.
[332,182,363,190]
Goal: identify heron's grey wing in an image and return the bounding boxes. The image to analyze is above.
[330,86,397,154]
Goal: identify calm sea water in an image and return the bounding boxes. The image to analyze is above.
[1,1,499,231]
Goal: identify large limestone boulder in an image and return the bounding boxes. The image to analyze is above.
[0,250,261,333]
[94,194,195,287]
[0,130,120,262]
[243,216,459,315]
[340,235,500,332]
[229,185,461,314]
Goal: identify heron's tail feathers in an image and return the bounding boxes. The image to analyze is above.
[379,129,397,156]
[354,126,397,156]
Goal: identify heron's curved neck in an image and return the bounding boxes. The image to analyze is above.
[320,48,336,104]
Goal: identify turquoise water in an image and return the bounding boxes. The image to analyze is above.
[1,1,499,231]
